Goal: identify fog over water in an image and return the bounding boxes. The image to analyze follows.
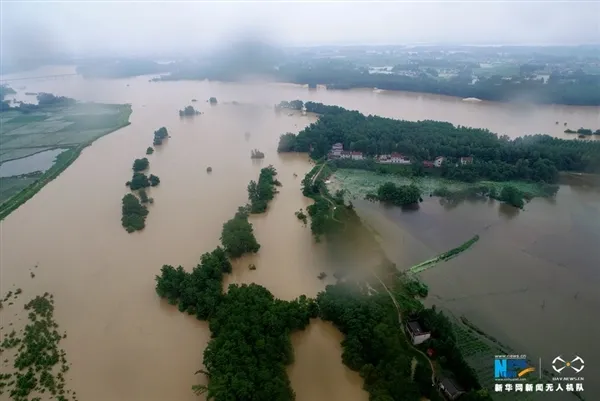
[2,1,599,62]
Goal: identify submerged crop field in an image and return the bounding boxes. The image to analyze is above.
[0,103,132,218]
[332,169,553,201]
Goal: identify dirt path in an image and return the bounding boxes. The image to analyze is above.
[370,271,437,387]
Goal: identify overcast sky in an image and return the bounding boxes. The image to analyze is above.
[2,1,600,59]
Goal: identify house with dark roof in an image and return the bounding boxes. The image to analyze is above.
[405,321,431,345]
[422,160,434,168]
[438,377,465,400]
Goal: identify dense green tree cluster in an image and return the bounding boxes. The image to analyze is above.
[220,207,261,258]
[121,193,148,232]
[149,174,160,187]
[417,307,481,392]
[127,172,150,190]
[317,283,427,400]
[126,172,160,190]
[376,182,422,206]
[199,284,317,400]
[278,102,600,183]
[146,147,154,155]
[248,165,280,213]
[179,106,200,116]
[153,127,169,146]
[36,93,76,107]
[155,247,231,319]
[498,185,525,209]
[209,97,218,105]
[132,157,149,172]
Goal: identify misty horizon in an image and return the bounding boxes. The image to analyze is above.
[2,1,599,62]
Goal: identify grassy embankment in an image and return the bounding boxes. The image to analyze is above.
[0,104,133,220]
[407,235,480,274]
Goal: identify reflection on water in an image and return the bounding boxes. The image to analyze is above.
[0,148,67,177]
[1,65,599,400]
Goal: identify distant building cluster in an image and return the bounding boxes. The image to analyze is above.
[328,143,473,168]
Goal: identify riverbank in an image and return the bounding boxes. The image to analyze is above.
[0,103,132,220]
[0,120,132,220]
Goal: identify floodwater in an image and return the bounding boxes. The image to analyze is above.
[0,148,66,177]
[355,180,600,398]
[0,65,599,400]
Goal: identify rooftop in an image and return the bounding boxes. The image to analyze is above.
[407,321,428,336]
[439,377,464,396]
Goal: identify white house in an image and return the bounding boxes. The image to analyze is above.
[350,151,364,160]
[390,152,411,164]
[406,321,431,345]
[340,150,352,159]
[301,105,307,116]
[434,156,446,168]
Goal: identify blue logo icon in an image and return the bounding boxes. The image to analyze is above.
[494,358,535,379]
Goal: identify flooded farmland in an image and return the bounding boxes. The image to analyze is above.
[0,65,599,400]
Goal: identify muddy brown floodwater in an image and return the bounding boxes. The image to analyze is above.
[1,65,599,400]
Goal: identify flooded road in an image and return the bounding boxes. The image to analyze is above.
[1,65,599,400]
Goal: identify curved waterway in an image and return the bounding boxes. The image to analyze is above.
[1,65,599,400]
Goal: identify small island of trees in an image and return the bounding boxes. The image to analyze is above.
[153,127,169,146]
[179,105,201,116]
[220,206,261,258]
[146,147,154,155]
[122,155,161,232]
[250,149,265,159]
[132,157,149,172]
[209,97,218,105]
[564,127,600,136]
[368,182,422,206]
[121,193,149,232]
[247,165,281,213]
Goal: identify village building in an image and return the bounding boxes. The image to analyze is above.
[350,151,364,160]
[434,156,446,168]
[459,156,473,165]
[438,377,466,400]
[301,105,307,116]
[405,321,431,345]
[423,160,435,168]
[331,143,343,156]
[379,152,411,164]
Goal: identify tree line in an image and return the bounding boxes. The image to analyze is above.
[153,162,493,401]
[155,167,320,400]
[278,101,600,184]
[275,63,600,106]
